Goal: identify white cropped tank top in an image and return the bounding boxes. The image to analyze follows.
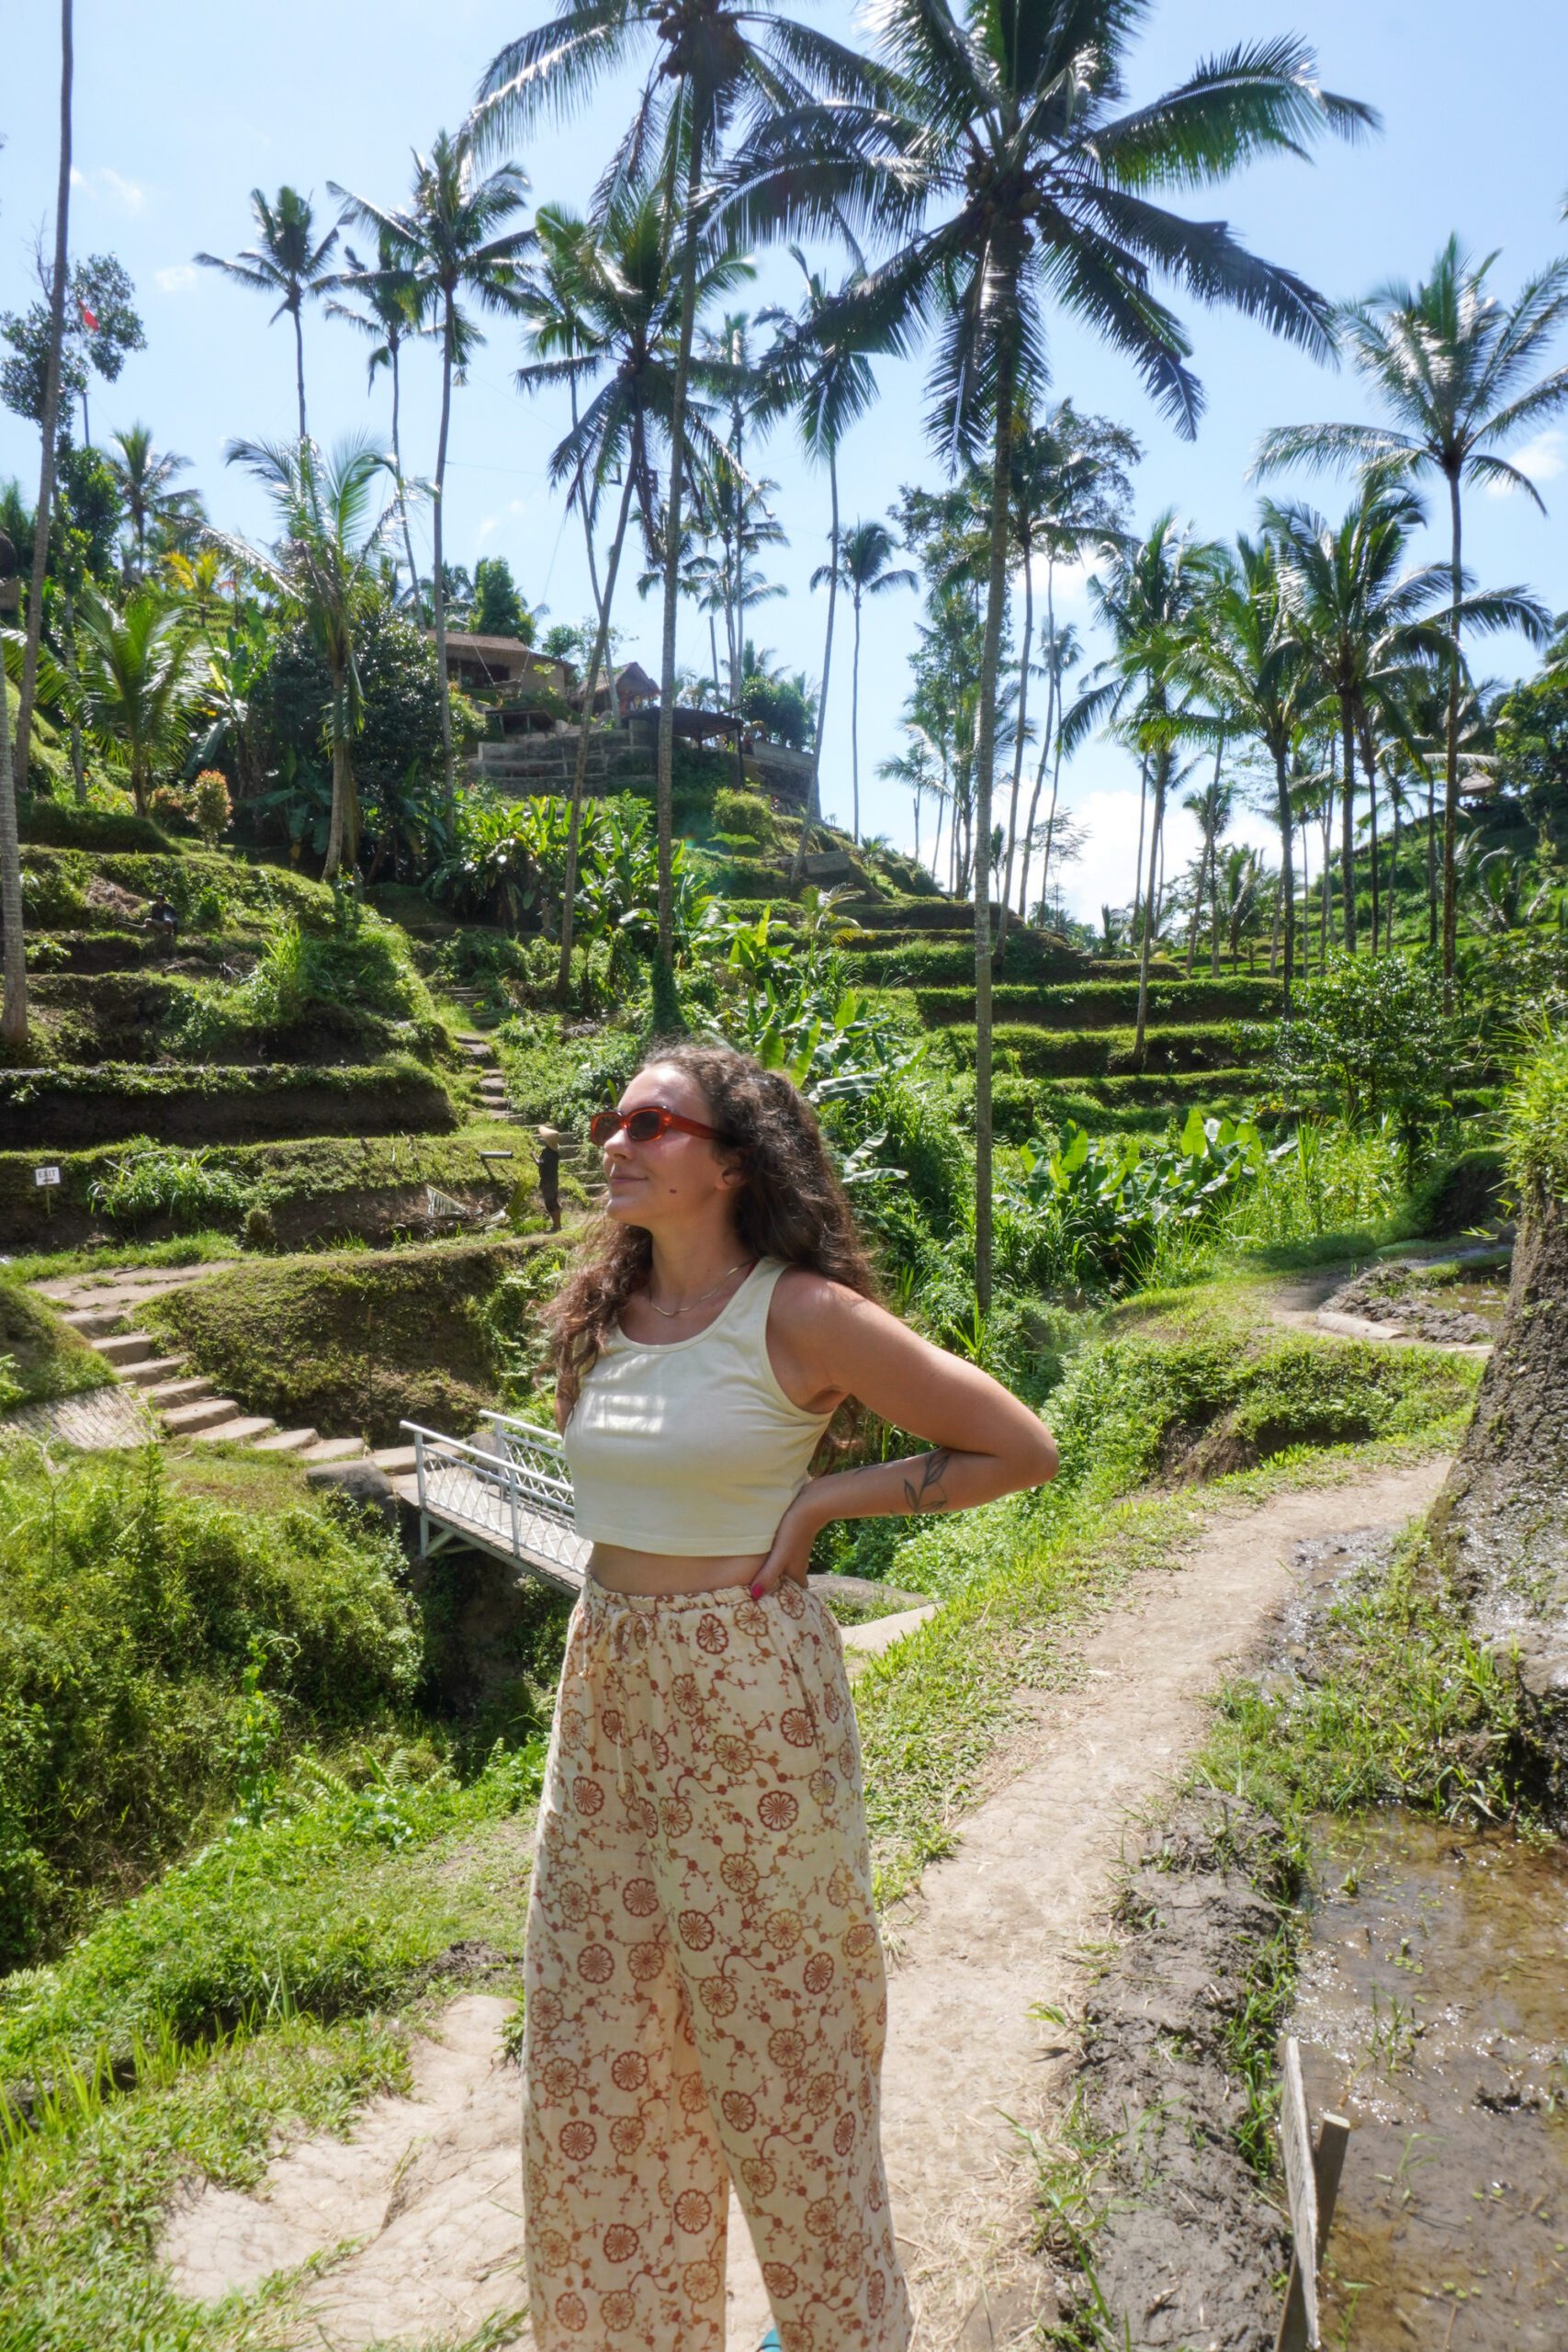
[561,1257,834,1555]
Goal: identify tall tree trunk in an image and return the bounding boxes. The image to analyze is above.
[1360,719,1381,952]
[323,659,353,881]
[557,464,637,1001]
[1131,750,1149,960]
[0,650,27,1047]
[731,417,747,799]
[1339,694,1358,952]
[654,128,705,985]
[390,345,421,602]
[995,546,1032,954]
[16,0,73,785]
[293,300,308,443]
[850,590,863,844]
[1440,467,1464,989]
[1134,746,1168,1067]
[1017,560,1056,928]
[62,582,85,804]
[791,443,840,889]
[970,311,1018,1314]
[433,306,457,805]
[1387,777,1401,952]
[1427,772,1438,946]
[1274,738,1295,1013]
[1321,772,1333,966]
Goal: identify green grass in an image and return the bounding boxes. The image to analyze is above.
[910,977,1282,1030]
[0,1280,114,1411]
[141,1233,546,1445]
[0,1442,421,1969]
[0,1745,541,2352]
[0,1058,459,1153]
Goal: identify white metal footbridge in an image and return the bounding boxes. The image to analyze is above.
[397,1412,590,1595]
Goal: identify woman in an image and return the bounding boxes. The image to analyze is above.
[525,1042,1057,2352]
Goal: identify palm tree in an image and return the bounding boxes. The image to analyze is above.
[325,236,432,599]
[1267,481,1539,955]
[475,0,885,984]
[810,517,914,843]
[1178,532,1315,1008]
[14,0,73,794]
[333,129,533,801]
[1,639,26,1048]
[195,187,340,441]
[73,585,209,818]
[760,247,883,886]
[213,436,404,879]
[106,424,202,572]
[877,729,938,865]
[994,402,1138,946]
[1017,622,1101,933]
[1253,236,1568,981]
[1180,769,1236,975]
[1091,514,1226,1061]
[517,187,750,996]
[733,3,1373,1305]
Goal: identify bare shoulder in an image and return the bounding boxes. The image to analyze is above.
[771,1265,892,1340]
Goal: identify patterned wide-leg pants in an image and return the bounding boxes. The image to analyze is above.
[522,1576,911,2352]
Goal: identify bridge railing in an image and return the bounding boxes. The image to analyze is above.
[400,1412,590,1591]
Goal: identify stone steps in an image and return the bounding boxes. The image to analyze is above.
[121,1352,189,1387]
[370,1443,419,1476]
[92,1329,158,1367]
[191,1415,278,1446]
[251,1427,321,1455]
[145,1374,217,1408]
[163,1395,245,1435]
[300,1436,367,1464]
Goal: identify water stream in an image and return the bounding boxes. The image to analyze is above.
[1294,1814,1568,2348]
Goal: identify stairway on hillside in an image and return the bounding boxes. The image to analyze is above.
[47,1296,414,1474]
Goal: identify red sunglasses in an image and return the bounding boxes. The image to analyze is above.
[588,1104,728,1148]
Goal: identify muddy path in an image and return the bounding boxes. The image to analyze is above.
[162,1459,1450,2349]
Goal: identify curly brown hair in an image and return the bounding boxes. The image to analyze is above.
[546,1038,882,1419]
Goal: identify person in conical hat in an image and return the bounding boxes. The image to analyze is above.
[536,1125,566,1230]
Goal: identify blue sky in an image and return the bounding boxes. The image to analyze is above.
[4,0,1565,918]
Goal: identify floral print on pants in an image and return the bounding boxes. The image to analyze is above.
[522,1575,911,2352]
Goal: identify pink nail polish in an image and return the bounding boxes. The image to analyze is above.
[750,1581,763,1600]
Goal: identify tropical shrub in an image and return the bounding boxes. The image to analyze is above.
[1265,949,1456,1150]
[712,786,774,845]
[0,1444,419,1966]
[86,1141,257,1230]
[1001,1110,1289,1291]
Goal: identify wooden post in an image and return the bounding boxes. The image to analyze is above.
[1274,2036,1351,2352]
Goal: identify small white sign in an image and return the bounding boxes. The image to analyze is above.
[34,1165,62,1189]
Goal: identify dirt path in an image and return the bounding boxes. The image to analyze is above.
[163,1458,1449,2350]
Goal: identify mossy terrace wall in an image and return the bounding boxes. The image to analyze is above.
[141,1235,543,1445]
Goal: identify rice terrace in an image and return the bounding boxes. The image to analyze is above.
[2,3,1567,2347]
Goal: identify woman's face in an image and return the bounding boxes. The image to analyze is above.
[601,1061,744,1232]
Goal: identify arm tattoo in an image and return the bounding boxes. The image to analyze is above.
[902,1449,953,1513]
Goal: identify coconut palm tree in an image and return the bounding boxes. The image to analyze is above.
[333,130,533,801]
[1177,532,1317,1008]
[760,246,884,885]
[14,0,73,795]
[1,642,25,1047]
[993,402,1138,946]
[1253,236,1568,981]
[1091,514,1227,1060]
[213,436,404,879]
[196,187,341,442]
[106,424,203,573]
[73,585,209,818]
[1266,481,1539,956]
[517,187,750,996]
[325,236,432,600]
[810,517,914,843]
[474,0,886,984]
[731,2,1373,1303]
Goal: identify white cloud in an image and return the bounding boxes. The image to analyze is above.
[1486,428,1564,496]
[99,167,145,214]
[155,264,198,295]
[70,164,146,213]
[476,514,502,546]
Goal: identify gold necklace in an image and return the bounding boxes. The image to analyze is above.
[644,1257,754,1319]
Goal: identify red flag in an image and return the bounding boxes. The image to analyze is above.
[79,302,99,332]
